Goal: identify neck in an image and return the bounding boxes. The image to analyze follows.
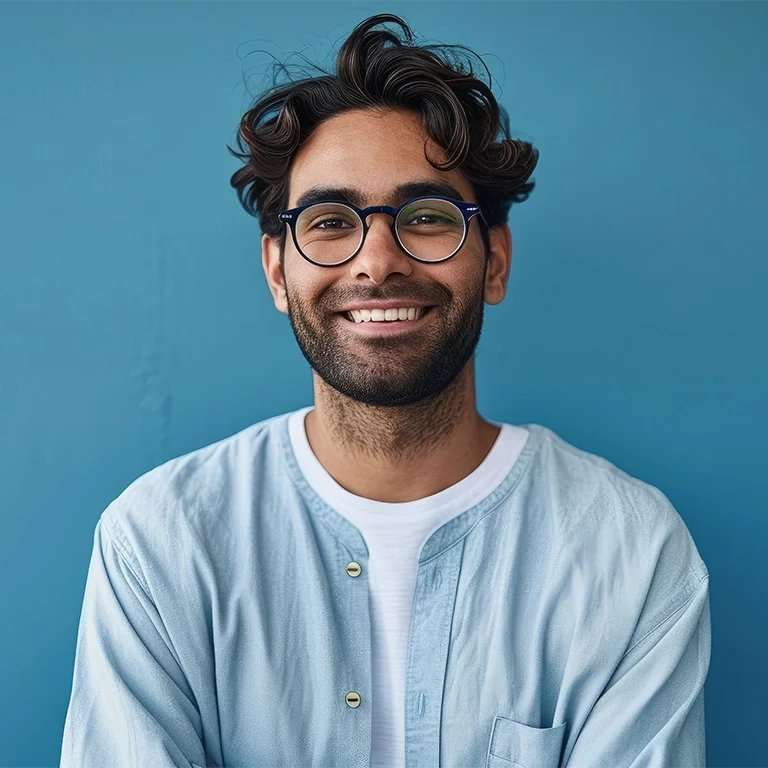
[304,361,500,503]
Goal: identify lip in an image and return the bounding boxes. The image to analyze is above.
[336,306,436,335]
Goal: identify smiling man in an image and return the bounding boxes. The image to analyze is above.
[61,14,710,768]
[266,109,505,503]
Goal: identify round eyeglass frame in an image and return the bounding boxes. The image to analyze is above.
[277,195,489,267]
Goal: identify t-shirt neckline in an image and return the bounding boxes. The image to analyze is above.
[286,406,529,517]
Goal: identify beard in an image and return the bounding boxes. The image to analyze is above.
[283,272,486,408]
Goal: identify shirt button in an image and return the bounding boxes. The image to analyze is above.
[346,561,362,577]
[345,691,361,708]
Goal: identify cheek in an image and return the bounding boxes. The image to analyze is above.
[284,268,339,315]
[432,261,484,300]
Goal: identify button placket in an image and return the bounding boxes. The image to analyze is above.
[345,560,363,710]
[404,544,465,768]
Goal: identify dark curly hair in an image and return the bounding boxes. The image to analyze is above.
[228,13,539,263]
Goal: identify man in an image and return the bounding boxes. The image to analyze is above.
[61,13,710,768]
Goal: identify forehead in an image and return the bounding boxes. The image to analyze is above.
[287,108,476,208]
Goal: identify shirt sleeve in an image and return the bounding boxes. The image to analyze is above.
[564,572,711,768]
[60,517,208,768]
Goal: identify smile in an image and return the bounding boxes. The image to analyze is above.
[336,306,436,334]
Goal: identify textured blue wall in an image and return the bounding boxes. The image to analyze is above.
[1,2,765,766]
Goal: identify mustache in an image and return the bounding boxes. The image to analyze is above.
[323,283,452,309]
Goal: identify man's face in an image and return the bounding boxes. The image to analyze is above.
[262,107,509,408]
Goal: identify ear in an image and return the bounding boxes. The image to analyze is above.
[261,233,289,315]
[483,223,512,306]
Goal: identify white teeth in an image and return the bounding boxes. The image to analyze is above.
[347,307,427,323]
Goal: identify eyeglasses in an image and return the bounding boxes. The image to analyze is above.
[277,195,489,267]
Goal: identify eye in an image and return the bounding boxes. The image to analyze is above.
[313,217,354,230]
[404,212,455,226]
[398,200,463,228]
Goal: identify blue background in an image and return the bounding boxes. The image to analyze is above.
[1,2,766,766]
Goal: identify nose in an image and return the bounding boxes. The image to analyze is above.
[348,212,413,284]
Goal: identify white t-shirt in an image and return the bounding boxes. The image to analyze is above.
[288,406,530,768]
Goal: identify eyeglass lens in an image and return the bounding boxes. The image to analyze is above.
[294,198,466,265]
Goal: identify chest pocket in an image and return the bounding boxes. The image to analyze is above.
[485,715,568,768]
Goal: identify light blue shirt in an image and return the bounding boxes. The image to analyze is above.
[60,409,710,768]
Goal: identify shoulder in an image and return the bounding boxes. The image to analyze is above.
[98,409,291,583]
[528,423,708,610]
[524,424,709,655]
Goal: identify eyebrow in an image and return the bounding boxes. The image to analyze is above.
[293,179,467,209]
